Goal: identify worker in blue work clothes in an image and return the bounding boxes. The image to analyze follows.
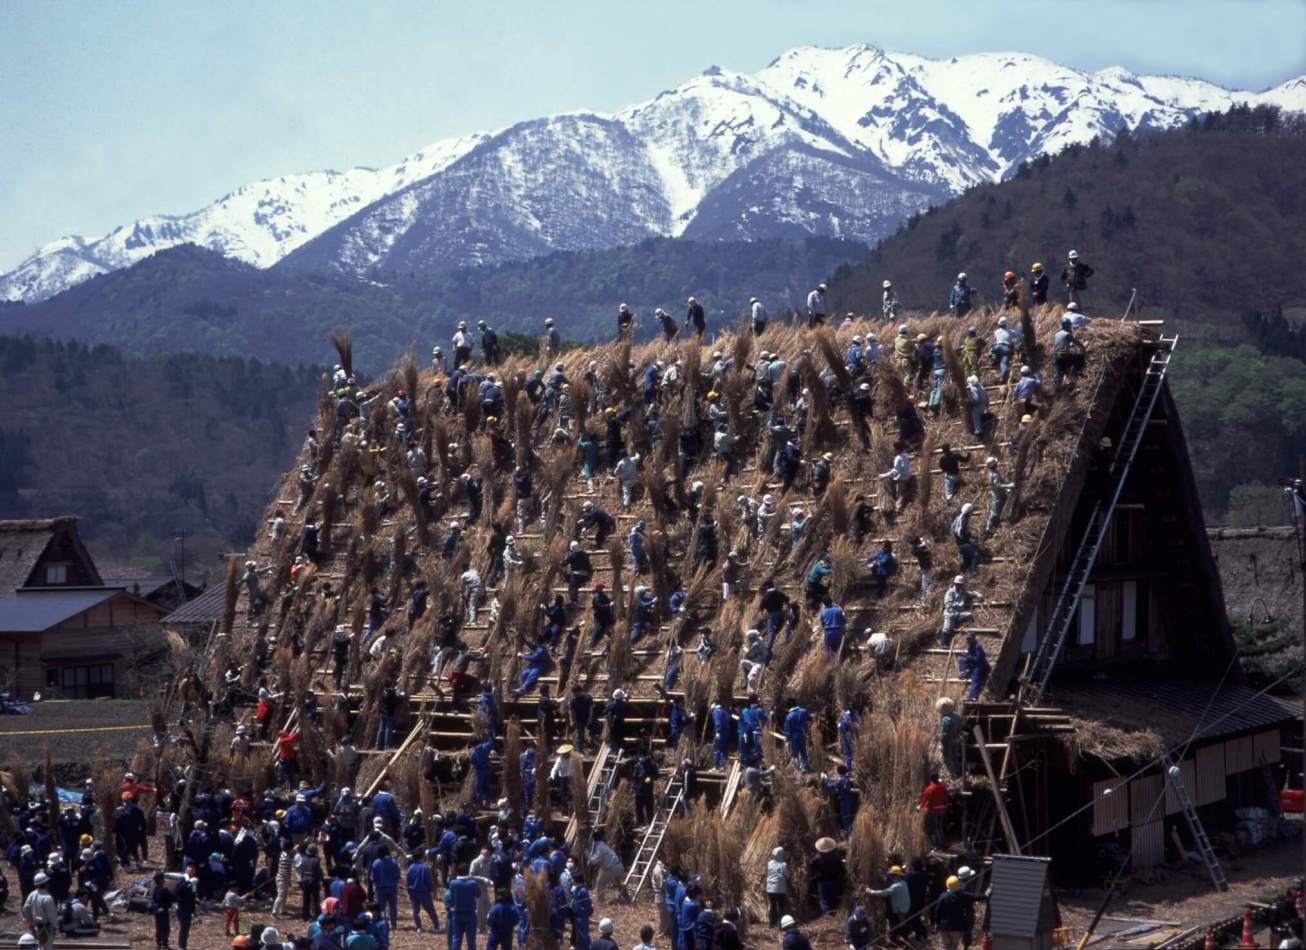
[663,866,683,950]
[570,880,593,950]
[678,882,703,950]
[448,865,487,950]
[782,702,813,773]
[515,641,551,695]
[710,702,733,769]
[630,587,658,643]
[661,642,684,694]
[957,631,990,701]
[370,846,401,929]
[478,688,499,738]
[740,699,768,767]
[520,744,537,808]
[406,851,440,933]
[470,739,496,808]
[486,889,518,950]
[668,696,693,751]
[838,709,858,771]
[819,600,846,654]
[822,765,857,836]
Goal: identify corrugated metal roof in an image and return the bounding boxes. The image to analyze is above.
[1056,678,1299,747]
[0,589,117,632]
[989,854,1052,939]
[161,584,225,625]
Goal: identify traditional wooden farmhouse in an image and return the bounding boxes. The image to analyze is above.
[189,311,1298,896]
[0,517,167,698]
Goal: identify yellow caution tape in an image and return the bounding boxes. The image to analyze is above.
[0,723,152,737]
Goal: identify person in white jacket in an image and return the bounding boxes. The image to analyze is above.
[764,847,790,928]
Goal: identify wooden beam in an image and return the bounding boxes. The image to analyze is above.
[973,724,1022,855]
[363,703,429,798]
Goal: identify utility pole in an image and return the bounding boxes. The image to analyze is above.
[174,532,188,603]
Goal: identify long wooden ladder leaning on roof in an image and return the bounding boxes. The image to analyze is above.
[1019,335,1179,705]
[565,743,623,845]
[623,768,687,898]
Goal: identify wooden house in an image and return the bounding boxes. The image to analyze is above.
[0,517,166,698]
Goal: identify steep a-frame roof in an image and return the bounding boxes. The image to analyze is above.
[0,516,103,597]
[989,351,1239,695]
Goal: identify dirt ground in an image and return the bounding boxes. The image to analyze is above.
[0,699,151,773]
[1,835,1299,950]
[1057,834,1303,947]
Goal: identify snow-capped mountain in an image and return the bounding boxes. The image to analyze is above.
[5,45,1303,301]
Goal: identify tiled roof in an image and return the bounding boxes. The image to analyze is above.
[161,584,225,625]
[0,588,117,633]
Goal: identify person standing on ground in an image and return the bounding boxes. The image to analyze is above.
[148,871,173,950]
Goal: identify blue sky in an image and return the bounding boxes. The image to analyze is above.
[2,0,1304,270]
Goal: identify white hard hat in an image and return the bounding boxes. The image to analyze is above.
[613,689,627,701]
[570,541,580,552]
[1067,301,1079,311]
[852,335,863,344]
[762,494,774,505]
[957,272,967,280]
[882,279,892,288]
[780,915,797,930]
[954,575,966,585]
[545,317,555,325]
[1068,249,1079,259]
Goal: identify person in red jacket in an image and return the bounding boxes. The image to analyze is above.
[917,773,950,848]
[276,729,301,788]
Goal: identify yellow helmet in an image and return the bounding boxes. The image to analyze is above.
[707,390,720,400]
[946,875,961,890]
[1031,262,1044,272]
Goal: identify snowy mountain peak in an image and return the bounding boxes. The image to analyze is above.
[3,47,1302,302]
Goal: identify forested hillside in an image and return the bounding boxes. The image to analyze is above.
[829,106,1306,520]
[0,236,864,370]
[0,337,319,576]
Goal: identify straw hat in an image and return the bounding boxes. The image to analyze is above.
[556,744,575,755]
[814,837,837,853]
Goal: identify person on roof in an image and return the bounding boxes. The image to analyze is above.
[564,541,592,605]
[616,303,634,338]
[937,697,964,777]
[948,272,977,318]
[940,575,980,646]
[1061,249,1094,306]
[984,457,1016,535]
[516,641,552,695]
[966,375,987,438]
[881,280,899,321]
[1029,262,1048,305]
[989,317,1014,383]
[1052,317,1086,386]
[805,283,828,328]
[819,599,847,655]
[878,441,914,510]
[577,501,615,547]
[684,296,706,338]
[867,540,897,597]
[958,631,991,701]
[748,296,768,335]
[613,449,642,509]
[952,503,980,574]
[782,702,813,773]
[542,318,562,357]
[1001,270,1020,309]
[938,442,970,504]
[452,322,472,369]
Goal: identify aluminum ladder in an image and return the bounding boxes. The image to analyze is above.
[623,769,686,898]
[564,743,623,845]
[1020,336,1178,704]
[1162,753,1228,891]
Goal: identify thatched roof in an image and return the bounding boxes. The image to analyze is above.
[0,515,93,597]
